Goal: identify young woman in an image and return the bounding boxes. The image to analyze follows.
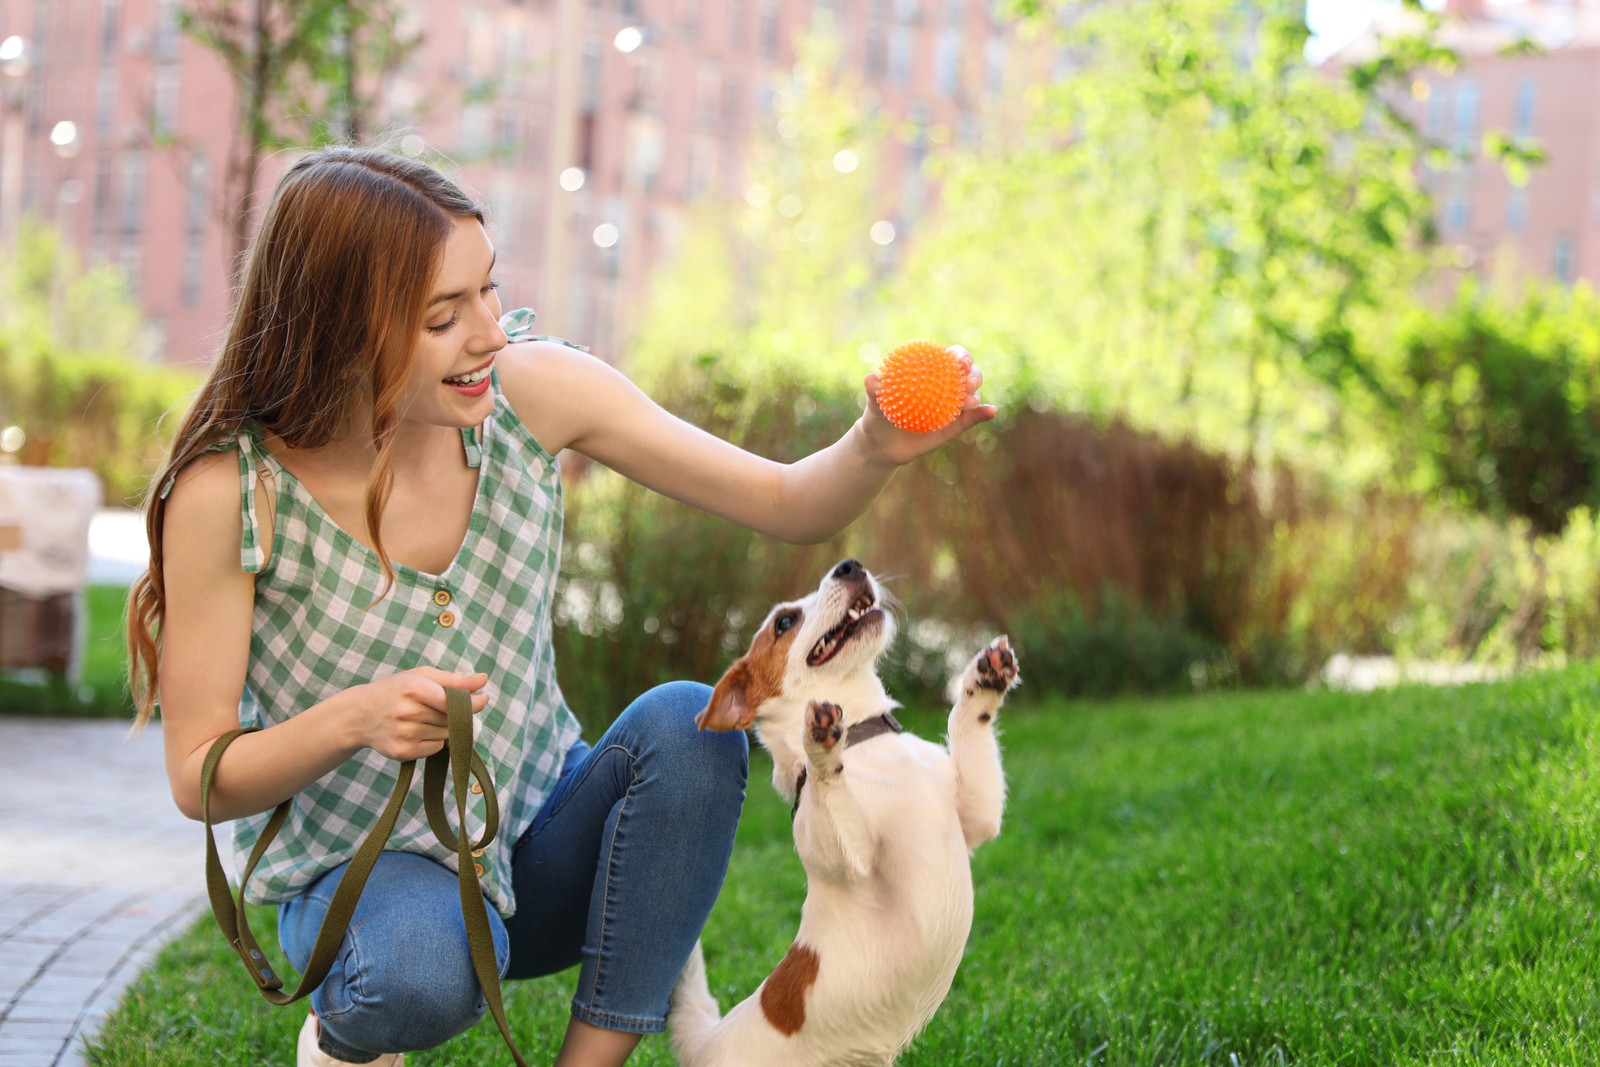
[127,146,995,1067]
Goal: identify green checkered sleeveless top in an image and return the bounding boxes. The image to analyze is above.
[222,308,584,917]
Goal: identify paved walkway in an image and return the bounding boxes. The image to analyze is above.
[0,716,205,1067]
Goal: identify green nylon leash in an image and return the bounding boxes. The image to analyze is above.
[200,687,531,1067]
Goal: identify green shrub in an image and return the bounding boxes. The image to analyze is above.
[0,223,200,504]
[551,362,1433,722]
[1395,282,1600,536]
[999,586,1230,699]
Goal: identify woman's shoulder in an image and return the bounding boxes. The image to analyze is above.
[161,450,248,564]
[165,448,243,509]
[495,319,623,457]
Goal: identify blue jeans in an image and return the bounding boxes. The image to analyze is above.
[277,681,748,1062]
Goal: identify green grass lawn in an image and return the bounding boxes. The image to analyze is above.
[87,665,1600,1066]
[0,584,133,716]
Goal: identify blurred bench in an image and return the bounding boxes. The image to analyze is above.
[0,469,101,682]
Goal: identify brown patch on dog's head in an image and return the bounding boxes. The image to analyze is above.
[697,604,803,731]
[759,941,820,1036]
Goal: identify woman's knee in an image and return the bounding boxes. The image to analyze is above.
[316,917,491,1051]
[296,853,508,1053]
[625,680,749,786]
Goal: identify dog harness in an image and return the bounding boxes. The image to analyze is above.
[791,711,904,820]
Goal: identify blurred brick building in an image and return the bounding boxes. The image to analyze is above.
[0,0,1026,366]
[1329,0,1600,289]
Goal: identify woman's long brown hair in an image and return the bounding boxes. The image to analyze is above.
[126,146,485,726]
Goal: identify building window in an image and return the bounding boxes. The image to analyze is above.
[181,244,203,306]
[182,152,205,301]
[154,65,181,138]
[96,70,117,136]
[1554,234,1574,283]
[101,0,120,59]
[760,0,780,59]
[92,154,112,235]
[1514,76,1536,139]
[680,0,700,39]
[186,152,208,234]
[120,150,146,235]
[1425,82,1447,140]
[888,26,913,85]
[720,139,741,199]
[722,76,743,137]
[492,176,518,257]
[687,139,714,200]
[1445,191,1470,235]
[1507,185,1527,235]
[866,22,886,80]
[935,29,961,97]
[695,63,720,132]
[580,36,602,112]
[633,55,660,115]
[461,103,490,154]
[598,198,622,280]
[628,120,663,191]
[904,107,930,220]
[1453,79,1479,154]
[118,243,143,287]
[21,158,39,216]
[985,39,1007,94]
[155,0,181,63]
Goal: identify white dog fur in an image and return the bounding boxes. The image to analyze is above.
[669,559,1018,1066]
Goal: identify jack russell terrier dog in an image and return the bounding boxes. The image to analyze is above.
[670,558,1019,1066]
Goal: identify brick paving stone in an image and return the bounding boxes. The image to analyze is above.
[0,716,205,1066]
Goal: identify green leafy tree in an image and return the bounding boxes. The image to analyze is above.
[628,30,890,400]
[179,0,419,269]
[882,0,1454,476]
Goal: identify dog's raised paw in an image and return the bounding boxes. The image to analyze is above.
[975,635,1019,692]
[956,636,1020,713]
[806,700,845,752]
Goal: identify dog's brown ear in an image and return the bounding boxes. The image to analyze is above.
[698,661,755,731]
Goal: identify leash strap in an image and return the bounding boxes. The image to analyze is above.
[201,687,529,1066]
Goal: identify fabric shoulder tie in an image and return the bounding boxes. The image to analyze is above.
[498,307,588,352]
[232,431,267,574]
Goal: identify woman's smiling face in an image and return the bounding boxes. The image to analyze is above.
[398,216,508,428]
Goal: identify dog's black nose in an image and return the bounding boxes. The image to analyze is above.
[832,559,863,580]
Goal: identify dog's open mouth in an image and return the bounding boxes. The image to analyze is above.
[807,588,881,667]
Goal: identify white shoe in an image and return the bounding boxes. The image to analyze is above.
[297,1012,405,1066]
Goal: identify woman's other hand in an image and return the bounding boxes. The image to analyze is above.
[859,345,998,467]
[350,668,490,761]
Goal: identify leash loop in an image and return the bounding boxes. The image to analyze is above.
[200,687,529,1065]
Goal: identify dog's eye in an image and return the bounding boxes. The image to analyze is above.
[773,611,799,637]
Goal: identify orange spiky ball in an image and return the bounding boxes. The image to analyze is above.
[875,341,966,434]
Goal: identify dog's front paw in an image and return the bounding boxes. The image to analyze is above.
[806,700,844,753]
[804,700,847,779]
[952,636,1020,722]
[973,635,1020,692]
